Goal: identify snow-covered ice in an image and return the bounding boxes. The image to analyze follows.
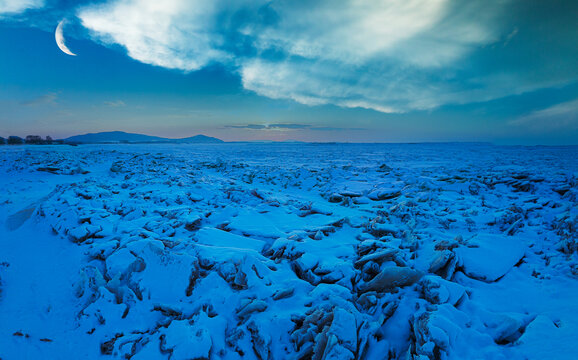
[0,143,576,359]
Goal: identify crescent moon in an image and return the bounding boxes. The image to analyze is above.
[55,20,77,56]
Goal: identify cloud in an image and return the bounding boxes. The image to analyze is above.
[77,0,576,114]
[240,58,424,113]
[309,127,366,132]
[249,1,501,68]
[21,92,58,106]
[239,0,508,112]
[104,100,126,107]
[0,0,44,15]
[79,0,233,71]
[509,99,578,132]
[253,0,448,66]
[502,27,518,47]
[268,123,311,129]
[225,124,267,130]
[224,123,364,131]
[225,124,310,130]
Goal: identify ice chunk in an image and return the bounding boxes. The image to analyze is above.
[428,250,459,279]
[195,227,265,252]
[455,234,525,282]
[272,287,295,300]
[419,275,466,306]
[516,315,574,358]
[326,308,357,354]
[105,248,139,278]
[237,299,268,320]
[227,210,286,238]
[355,248,399,268]
[367,188,401,201]
[481,311,525,344]
[358,266,422,293]
[6,207,36,230]
[161,320,212,359]
[247,320,272,360]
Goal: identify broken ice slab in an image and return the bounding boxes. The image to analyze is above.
[455,234,525,282]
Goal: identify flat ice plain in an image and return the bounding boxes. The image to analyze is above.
[0,143,576,359]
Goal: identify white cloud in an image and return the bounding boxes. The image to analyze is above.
[78,0,511,113]
[104,100,126,107]
[253,0,449,66]
[241,59,415,112]
[21,92,58,106]
[79,0,231,71]
[0,0,43,15]
[509,99,578,132]
[240,0,506,112]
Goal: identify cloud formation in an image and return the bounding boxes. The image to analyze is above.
[225,124,310,130]
[224,123,365,132]
[72,0,575,114]
[79,0,231,71]
[509,99,578,132]
[21,92,58,106]
[309,127,366,132]
[0,0,43,15]
[104,100,126,107]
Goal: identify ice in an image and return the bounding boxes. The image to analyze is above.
[358,266,423,293]
[419,275,466,306]
[5,207,36,230]
[455,234,525,282]
[161,319,212,359]
[0,143,577,359]
[195,227,265,252]
[105,248,138,278]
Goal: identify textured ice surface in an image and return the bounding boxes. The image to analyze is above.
[0,143,577,359]
[455,234,525,282]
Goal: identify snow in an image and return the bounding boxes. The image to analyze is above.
[0,142,577,359]
[195,227,266,252]
[455,234,526,282]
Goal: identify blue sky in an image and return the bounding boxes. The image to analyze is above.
[0,0,577,144]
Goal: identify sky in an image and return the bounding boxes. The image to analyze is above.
[0,0,577,144]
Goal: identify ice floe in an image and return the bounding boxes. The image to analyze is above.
[0,143,576,359]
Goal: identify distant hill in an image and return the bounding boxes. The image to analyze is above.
[65,131,165,143]
[65,131,224,144]
[175,135,224,144]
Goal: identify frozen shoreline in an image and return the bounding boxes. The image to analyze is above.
[0,143,576,359]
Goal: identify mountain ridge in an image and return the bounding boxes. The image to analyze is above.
[65,131,224,144]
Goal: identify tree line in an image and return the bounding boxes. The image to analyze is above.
[0,135,64,145]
